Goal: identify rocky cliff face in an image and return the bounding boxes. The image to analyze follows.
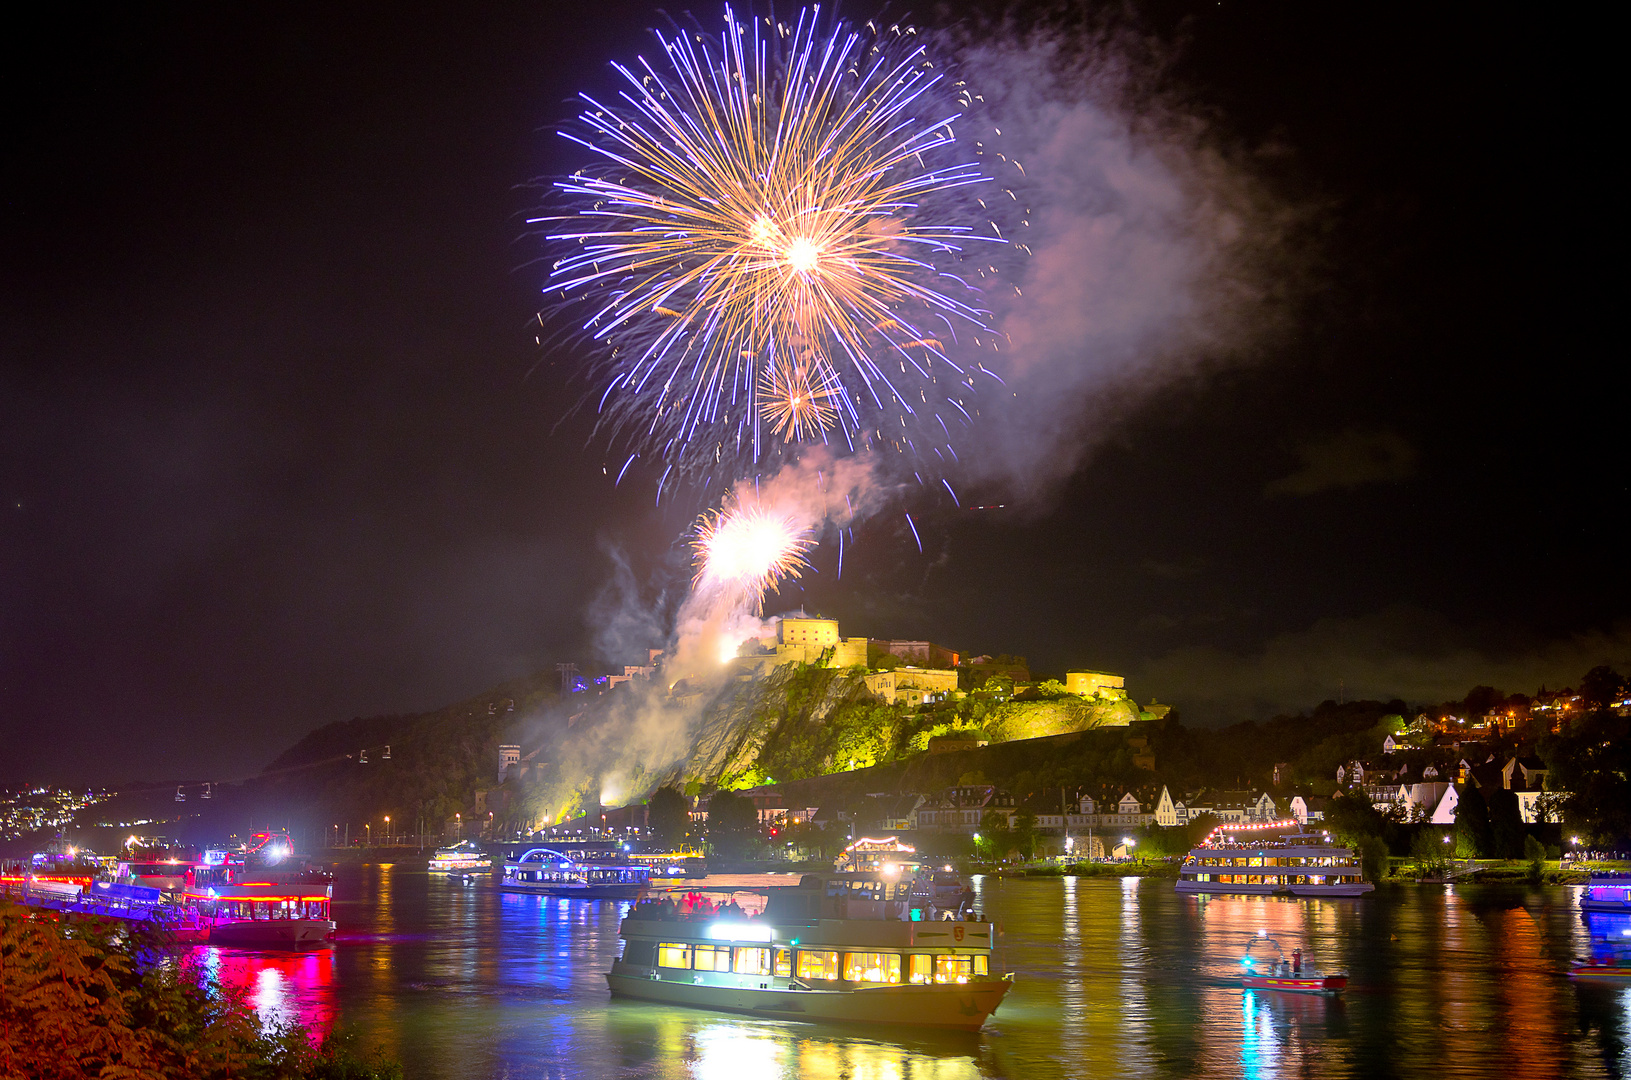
[663,664,876,785]
[658,666,1139,790]
[985,694,1139,742]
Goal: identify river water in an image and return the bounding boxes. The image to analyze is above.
[210,865,1631,1079]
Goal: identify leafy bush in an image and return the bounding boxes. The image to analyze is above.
[1357,834,1390,882]
[0,900,400,1079]
[1524,833,1546,883]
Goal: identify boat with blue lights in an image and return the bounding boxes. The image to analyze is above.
[606,871,1012,1029]
[1177,822,1374,897]
[1580,872,1631,913]
[499,847,651,899]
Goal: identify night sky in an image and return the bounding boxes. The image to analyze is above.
[2,2,1621,785]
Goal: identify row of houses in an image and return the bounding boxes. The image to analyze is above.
[715,783,1286,845]
[710,753,1564,847]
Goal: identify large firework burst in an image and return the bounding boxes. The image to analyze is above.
[692,503,814,610]
[541,4,1025,499]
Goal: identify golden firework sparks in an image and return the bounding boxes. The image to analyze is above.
[757,359,839,442]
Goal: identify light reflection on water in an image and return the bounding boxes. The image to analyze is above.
[204,867,1630,1078]
[198,945,338,1037]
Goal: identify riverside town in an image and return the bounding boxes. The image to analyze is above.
[3,3,1618,1077]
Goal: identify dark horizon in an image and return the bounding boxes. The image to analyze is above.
[2,1,1621,787]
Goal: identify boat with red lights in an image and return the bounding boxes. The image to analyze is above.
[1569,960,1631,982]
[606,871,1012,1029]
[1239,932,1347,995]
[183,882,336,946]
[1178,821,1374,898]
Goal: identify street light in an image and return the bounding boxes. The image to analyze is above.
[384,816,390,846]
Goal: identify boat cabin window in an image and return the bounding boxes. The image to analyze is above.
[908,954,933,985]
[657,943,692,968]
[692,945,729,972]
[974,954,989,976]
[842,952,901,984]
[934,955,975,984]
[621,940,656,967]
[796,949,841,981]
[733,947,771,975]
[773,948,792,977]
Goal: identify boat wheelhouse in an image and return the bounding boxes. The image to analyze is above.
[1581,872,1631,913]
[1177,822,1374,897]
[185,882,336,946]
[499,848,650,899]
[428,840,491,873]
[607,872,1012,1029]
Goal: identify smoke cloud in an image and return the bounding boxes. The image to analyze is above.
[947,26,1298,504]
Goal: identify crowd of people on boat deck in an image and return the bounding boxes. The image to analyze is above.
[631,893,750,920]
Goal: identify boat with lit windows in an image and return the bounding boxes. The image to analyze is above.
[428,840,491,873]
[1580,872,1631,913]
[499,847,650,899]
[627,849,709,879]
[606,872,1012,1029]
[1177,821,1374,898]
[835,837,972,913]
[183,882,336,947]
[1239,932,1347,995]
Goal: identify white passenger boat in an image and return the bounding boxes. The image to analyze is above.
[499,847,650,899]
[606,872,1012,1029]
[1177,824,1374,897]
[428,840,491,873]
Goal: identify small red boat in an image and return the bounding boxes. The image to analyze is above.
[1242,971,1349,994]
[1240,932,1347,995]
[1569,961,1631,983]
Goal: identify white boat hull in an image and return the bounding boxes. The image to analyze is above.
[607,963,1010,1029]
[207,918,336,947]
[1176,880,1374,897]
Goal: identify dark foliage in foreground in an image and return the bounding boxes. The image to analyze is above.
[0,899,399,1080]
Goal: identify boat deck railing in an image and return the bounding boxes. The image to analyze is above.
[1,879,202,928]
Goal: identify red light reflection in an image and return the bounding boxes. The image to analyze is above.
[198,946,337,1041]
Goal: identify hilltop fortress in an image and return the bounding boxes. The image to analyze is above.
[726,612,1140,714]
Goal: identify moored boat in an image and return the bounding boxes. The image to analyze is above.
[606,871,1013,1029]
[184,882,336,947]
[499,847,650,899]
[1177,822,1374,897]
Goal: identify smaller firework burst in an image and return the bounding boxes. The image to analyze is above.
[692,504,814,611]
[758,359,840,443]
